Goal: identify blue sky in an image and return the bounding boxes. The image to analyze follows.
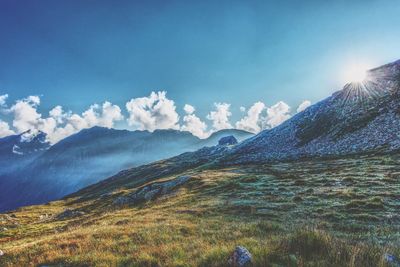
[0,0,400,140]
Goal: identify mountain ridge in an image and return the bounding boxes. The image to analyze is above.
[218,59,400,165]
[0,127,253,212]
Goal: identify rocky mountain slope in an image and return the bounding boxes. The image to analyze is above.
[65,60,400,201]
[221,59,400,164]
[0,127,252,212]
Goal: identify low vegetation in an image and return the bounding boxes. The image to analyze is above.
[1,155,400,266]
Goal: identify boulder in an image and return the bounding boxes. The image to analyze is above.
[113,175,191,205]
[228,246,252,267]
[218,135,238,146]
[144,188,162,201]
[56,209,85,220]
[0,249,4,256]
[385,253,400,267]
[113,196,130,205]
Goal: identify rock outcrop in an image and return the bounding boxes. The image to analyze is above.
[56,209,85,220]
[218,136,238,146]
[114,175,191,205]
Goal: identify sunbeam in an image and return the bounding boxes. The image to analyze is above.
[336,61,400,110]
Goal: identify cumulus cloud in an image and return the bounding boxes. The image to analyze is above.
[82,102,124,128]
[0,120,15,138]
[181,114,209,138]
[10,96,43,133]
[0,91,304,142]
[49,106,66,124]
[262,101,291,129]
[47,101,124,143]
[181,104,209,138]
[235,102,266,133]
[207,103,232,131]
[183,104,195,115]
[126,91,179,131]
[0,94,8,107]
[297,100,311,113]
[6,95,124,143]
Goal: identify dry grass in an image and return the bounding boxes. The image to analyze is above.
[1,155,400,266]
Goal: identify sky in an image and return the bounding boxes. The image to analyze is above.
[1,0,400,142]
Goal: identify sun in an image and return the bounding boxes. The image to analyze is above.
[341,62,370,84]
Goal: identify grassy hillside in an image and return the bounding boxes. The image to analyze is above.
[1,155,400,266]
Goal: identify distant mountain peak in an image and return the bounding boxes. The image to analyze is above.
[20,130,47,142]
[13,130,50,155]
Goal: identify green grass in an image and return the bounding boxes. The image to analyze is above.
[1,155,400,266]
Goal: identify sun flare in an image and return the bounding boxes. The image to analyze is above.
[342,63,370,84]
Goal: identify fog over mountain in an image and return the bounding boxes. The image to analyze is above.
[0,127,252,212]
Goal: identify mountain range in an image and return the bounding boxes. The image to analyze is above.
[0,127,253,212]
[1,59,400,266]
[1,59,399,213]
[74,59,400,199]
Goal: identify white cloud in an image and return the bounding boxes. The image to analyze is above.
[47,101,124,143]
[82,102,124,128]
[262,101,291,129]
[10,96,43,133]
[181,104,209,138]
[183,104,195,115]
[235,102,266,133]
[26,95,40,106]
[0,94,8,107]
[126,91,179,131]
[7,96,124,144]
[207,103,232,131]
[297,100,311,113]
[0,91,303,142]
[49,106,66,124]
[181,114,209,138]
[0,120,15,138]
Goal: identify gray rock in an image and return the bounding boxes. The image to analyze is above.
[113,196,130,205]
[0,249,4,256]
[144,188,162,201]
[228,246,252,267]
[113,175,191,206]
[218,135,238,146]
[56,209,85,220]
[385,253,400,267]
[161,175,191,194]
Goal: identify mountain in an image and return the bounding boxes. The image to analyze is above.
[2,60,400,266]
[2,138,398,266]
[0,127,253,212]
[220,59,400,164]
[0,130,50,179]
